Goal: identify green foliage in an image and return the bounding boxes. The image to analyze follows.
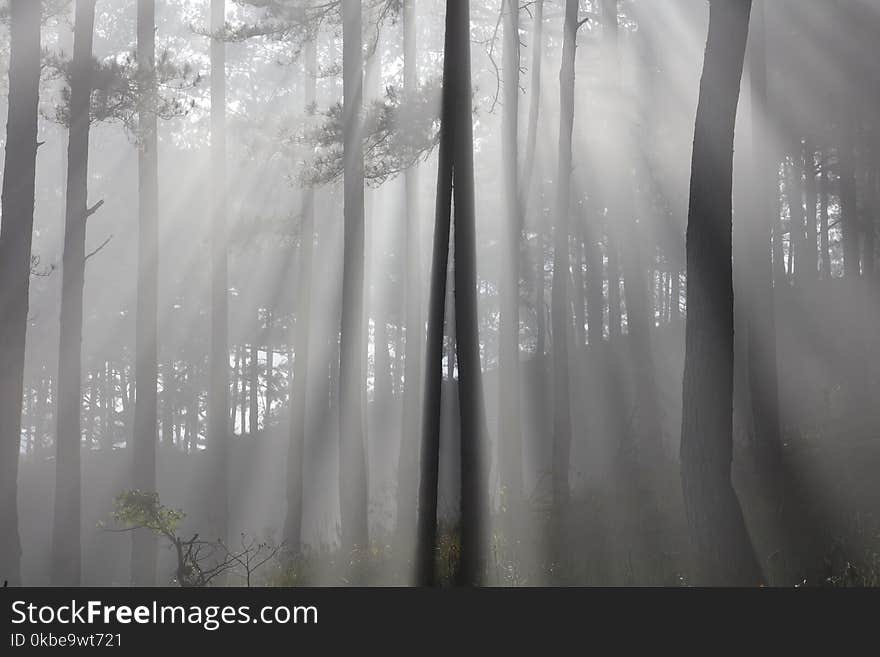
[301,79,442,188]
[41,48,200,130]
[110,490,184,540]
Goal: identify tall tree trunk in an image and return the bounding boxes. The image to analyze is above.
[132,0,159,586]
[680,0,763,586]
[415,6,455,584]
[498,0,524,508]
[339,0,369,556]
[208,0,229,542]
[416,0,488,586]
[395,0,423,565]
[745,0,782,490]
[52,0,95,587]
[550,0,578,512]
[449,0,487,586]
[0,0,41,587]
[284,36,317,554]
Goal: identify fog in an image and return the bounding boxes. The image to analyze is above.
[1,0,879,587]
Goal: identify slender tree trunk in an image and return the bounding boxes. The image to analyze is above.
[208,0,229,542]
[498,0,524,508]
[550,0,578,511]
[284,37,317,554]
[52,0,95,587]
[0,0,41,586]
[132,0,159,586]
[339,0,369,556]
[415,5,455,584]
[449,0,488,586]
[680,0,763,586]
[396,0,423,564]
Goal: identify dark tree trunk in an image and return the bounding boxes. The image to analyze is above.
[396,0,423,564]
[339,0,369,556]
[132,0,159,586]
[498,0,524,507]
[449,0,488,587]
[284,36,317,554]
[415,2,455,584]
[416,0,488,586]
[52,0,95,587]
[680,0,763,586]
[207,0,230,542]
[0,0,41,586]
[550,0,578,511]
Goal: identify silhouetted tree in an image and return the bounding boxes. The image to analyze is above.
[680,0,763,586]
[0,0,41,587]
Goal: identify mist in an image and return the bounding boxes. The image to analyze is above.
[1,0,879,587]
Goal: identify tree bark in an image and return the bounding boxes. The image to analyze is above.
[52,0,96,587]
[680,0,763,586]
[0,0,41,587]
[449,0,488,586]
[415,2,455,583]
